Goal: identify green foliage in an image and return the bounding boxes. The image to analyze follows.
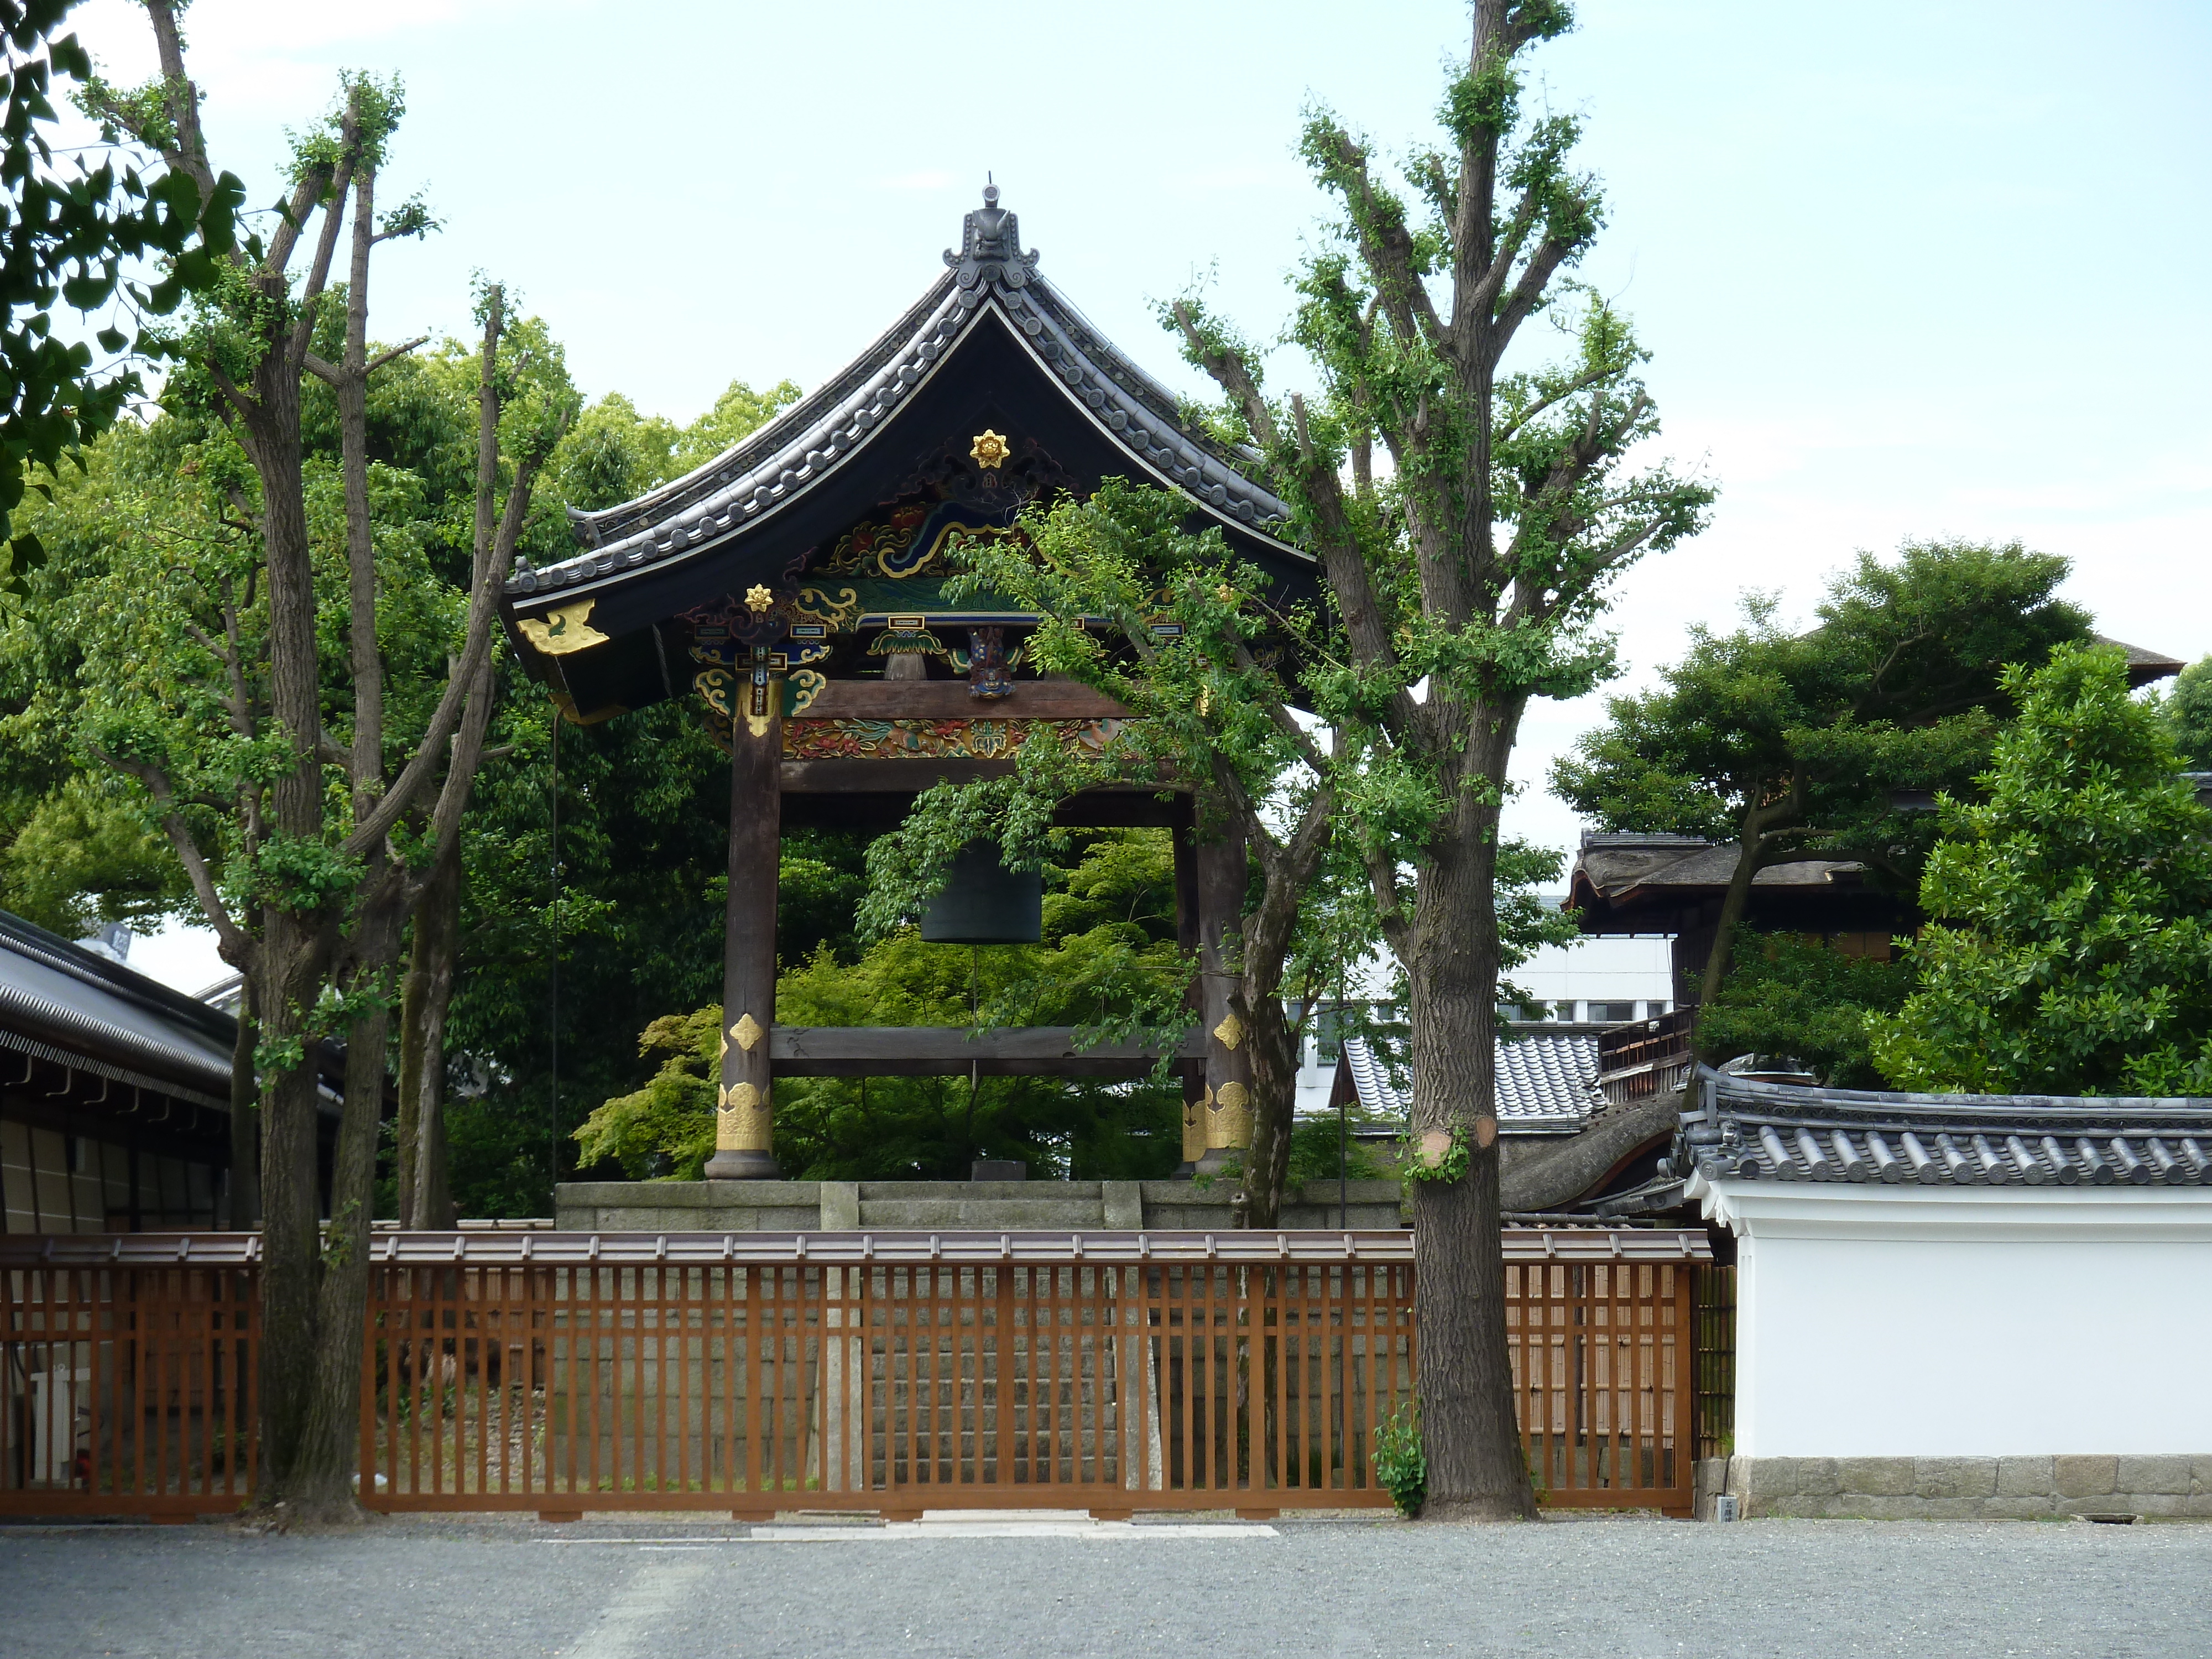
[1697,930,1912,1088]
[1554,541,2093,891]
[2148,654,2212,770]
[1284,1114,1386,1190]
[670,378,800,474]
[2,1,239,586]
[1373,1401,1426,1517]
[573,831,1188,1183]
[1874,645,2212,1097]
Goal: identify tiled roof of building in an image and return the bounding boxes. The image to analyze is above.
[508,186,1300,606]
[1676,1066,2212,1188]
[0,910,236,1103]
[1343,1029,1603,1134]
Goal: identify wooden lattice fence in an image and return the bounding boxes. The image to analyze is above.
[3,1227,1707,1517]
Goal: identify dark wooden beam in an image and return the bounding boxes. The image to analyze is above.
[780,787,1189,831]
[770,1025,1204,1078]
[782,758,1017,793]
[779,760,1189,826]
[797,680,1130,720]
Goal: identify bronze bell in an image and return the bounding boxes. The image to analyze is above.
[920,841,1042,945]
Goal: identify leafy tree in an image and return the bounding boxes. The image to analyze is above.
[2148,654,2212,770]
[1149,1,1710,1519]
[1553,540,2090,1030]
[1695,929,1911,1088]
[419,376,807,1219]
[1874,644,2212,1097]
[0,0,237,586]
[61,4,572,1519]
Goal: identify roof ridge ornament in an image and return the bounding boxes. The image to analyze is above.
[946,177,1039,292]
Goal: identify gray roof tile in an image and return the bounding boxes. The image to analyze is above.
[1677,1066,2212,1188]
[1344,1031,1601,1133]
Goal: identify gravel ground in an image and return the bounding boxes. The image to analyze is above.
[2,1511,2208,1658]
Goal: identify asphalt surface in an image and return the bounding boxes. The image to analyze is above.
[2,1512,2208,1658]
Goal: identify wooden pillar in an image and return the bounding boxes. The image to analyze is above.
[1192,807,1251,1176]
[706,646,782,1179]
[1170,793,1204,1176]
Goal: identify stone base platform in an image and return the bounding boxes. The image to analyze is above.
[553,1178,1405,1234]
[1698,1455,2212,1520]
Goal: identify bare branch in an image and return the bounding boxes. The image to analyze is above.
[1497,361,1624,444]
[300,351,341,387]
[366,336,431,376]
[203,359,257,422]
[356,437,555,858]
[143,1,216,200]
[1488,234,1575,364]
[98,750,253,967]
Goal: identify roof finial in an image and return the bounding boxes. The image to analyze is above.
[946,174,1036,288]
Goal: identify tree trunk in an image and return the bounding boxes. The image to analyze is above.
[290,917,400,1520]
[1239,989,1298,1228]
[1406,827,1537,1521]
[252,919,336,1512]
[240,270,351,1515]
[1691,800,1792,1061]
[227,977,259,1229]
[397,839,461,1228]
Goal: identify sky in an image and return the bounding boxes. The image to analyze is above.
[60,0,2212,992]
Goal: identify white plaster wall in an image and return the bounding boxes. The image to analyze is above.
[1694,1180,2212,1457]
[1512,932,1674,1016]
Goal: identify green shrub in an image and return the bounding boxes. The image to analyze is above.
[1373,1401,1426,1517]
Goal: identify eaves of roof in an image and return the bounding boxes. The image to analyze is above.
[0,911,236,1100]
[1675,1065,2212,1189]
[508,195,1305,612]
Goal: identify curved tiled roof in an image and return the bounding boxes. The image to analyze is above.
[508,187,1298,604]
[1343,1031,1601,1133]
[1676,1066,2212,1188]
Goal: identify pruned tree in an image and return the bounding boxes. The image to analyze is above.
[1161,1,1710,1517]
[78,2,571,1517]
[861,481,1579,1232]
[1553,540,2089,1033]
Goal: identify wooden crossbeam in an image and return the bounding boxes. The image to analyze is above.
[769,1025,1204,1077]
[795,681,1130,719]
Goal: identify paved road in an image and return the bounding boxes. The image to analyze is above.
[3,1513,2208,1658]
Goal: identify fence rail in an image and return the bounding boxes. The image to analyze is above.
[4,1229,1705,1519]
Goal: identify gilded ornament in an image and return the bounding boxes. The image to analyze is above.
[744,584,775,613]
[969,429,1011,469]
[517,600,611,656]
[1212,1012,1246,1051]
[718,1081,761,1117]
[1212,1081,1249,1114]
[743,710,774,739]
[786,669,827,715]
[732,1013,764,1052]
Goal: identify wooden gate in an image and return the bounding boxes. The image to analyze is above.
[4,1227,1706,1517]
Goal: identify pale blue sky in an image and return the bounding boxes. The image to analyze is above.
[67,0,2212,987]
